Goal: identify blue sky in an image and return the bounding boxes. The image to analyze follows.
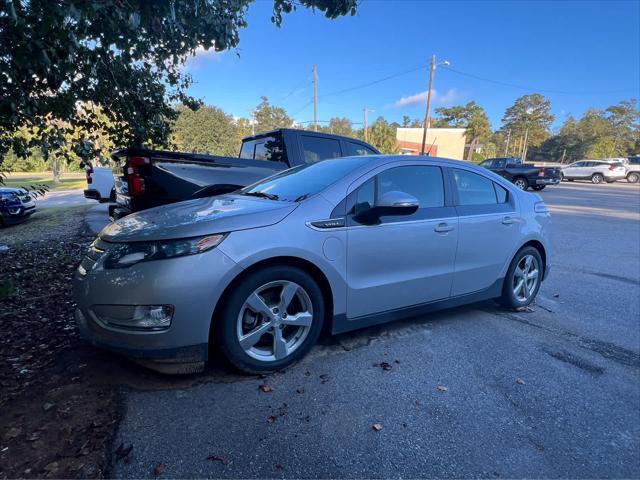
[184,0,639,130]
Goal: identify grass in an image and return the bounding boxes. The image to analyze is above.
[0,204,91,246]
[1,172,86,191]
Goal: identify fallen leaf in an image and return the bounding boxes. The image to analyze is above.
[114,442,133,461]
[153,463,166,476]
[515,306,535,313]
[267,415,277,424]
[296,388,304,394]
[516,378,526,385]
[43,402,55,412]
[207,455,229,465]
[437,385,448,392]
[552,293,560,298]
[259,384,274,393]
[372,423,383,431]
[319,374,329,384]
[381,362,392,371]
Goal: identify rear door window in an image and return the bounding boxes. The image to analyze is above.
[377,166,445,208]
[453,169,498,206]
[300,136,342,164]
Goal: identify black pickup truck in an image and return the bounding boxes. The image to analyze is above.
[478,157,561,191]
[110,128,379,219]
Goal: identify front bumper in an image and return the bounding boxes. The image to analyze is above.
[73,245,243,372]
[536,178,561,185]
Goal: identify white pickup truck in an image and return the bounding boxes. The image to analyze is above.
[84,165,115,203]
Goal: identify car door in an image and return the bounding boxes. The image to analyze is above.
[450,168,522,296]
[345,164,458,318]
[563,161,583,179]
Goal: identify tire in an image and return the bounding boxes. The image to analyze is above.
[497,246,543,309]
[591,173,604,184]
[532,185,546,191]
[214,265,325,374]
[627,172,639,184]
[513,177,529,190]
[567,178,574,182]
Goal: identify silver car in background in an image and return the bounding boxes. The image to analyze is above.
[74,156,552,374]
[560,160,626,184]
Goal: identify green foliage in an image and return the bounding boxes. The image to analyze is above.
[254,97,293,133]
[367,117,400,154]
[535,100,638,162]
[434,101,492,160]
[171,105,241,156]
[0,0,357,168]
[402,116,411,128]
[500,94,555,149]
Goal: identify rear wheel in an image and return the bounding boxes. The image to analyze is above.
[532,185,546,191]
[215,266,325,374]
[497,246,543,309]
[591,173,604,184]
[627,172,639,183]
[513,177,529,190]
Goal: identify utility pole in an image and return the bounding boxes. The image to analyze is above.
[313,64,318,132]
[363,107,369,142]
[420,54,436,155]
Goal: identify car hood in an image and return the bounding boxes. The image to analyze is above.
[99,194,298,242]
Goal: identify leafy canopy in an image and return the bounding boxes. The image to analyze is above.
[0,0,357,166]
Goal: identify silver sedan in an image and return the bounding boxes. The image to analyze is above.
[73,156,552,374]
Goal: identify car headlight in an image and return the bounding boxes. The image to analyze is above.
[102,234,227,269]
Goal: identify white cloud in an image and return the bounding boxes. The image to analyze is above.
[184,46,223,70]
[393,88,461,108]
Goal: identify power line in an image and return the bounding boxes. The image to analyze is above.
[319,64,427,99]
[441,66,634,95]
[279,74,312,101]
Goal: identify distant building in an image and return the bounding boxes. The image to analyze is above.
[396,127,467,160]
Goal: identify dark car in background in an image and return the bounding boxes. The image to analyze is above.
[109,128,380,219]
[479,157,561,190]
[0,187,36,227]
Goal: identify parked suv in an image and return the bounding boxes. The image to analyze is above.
[623,156,639,183]
[560,160,626,184]
[0,187,36,226]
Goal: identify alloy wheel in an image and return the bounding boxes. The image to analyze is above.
[592,174,603,184]
[628,173,639,183]
[514,178,527,190]
[236,280,313,362]
[512,254,540,302]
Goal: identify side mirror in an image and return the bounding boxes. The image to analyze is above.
[355,191,419,224]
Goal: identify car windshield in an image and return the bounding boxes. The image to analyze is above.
[240,156,371,202]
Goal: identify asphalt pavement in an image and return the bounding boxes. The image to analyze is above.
[36,189,93,209]
[102,182,640,478]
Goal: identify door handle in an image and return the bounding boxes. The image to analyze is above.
[434,222,454,233]
[502,216,519,225]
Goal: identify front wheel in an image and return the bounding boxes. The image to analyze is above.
[497,246,543,309]
[532,185,546,191]
[627,172,639,183]
[591,173,604,184]
[513,177,529,190]
[215,266,325,374]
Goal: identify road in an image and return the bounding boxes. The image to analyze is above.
[36,189,92,209]
[106,182,639,478]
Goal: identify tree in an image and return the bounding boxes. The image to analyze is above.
[171,105,240,156]
[368,117,400,154]
[327,117,354,137]
[434,101,492,161]
[253,97,293,133]
[604,99,639,156]
[402,116,411,128]
[0,0,357,168]
[410,118,422,128]
[500,94,555,157]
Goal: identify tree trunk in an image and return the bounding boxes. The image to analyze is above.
[466,137,477,161]
[51,155,61,183]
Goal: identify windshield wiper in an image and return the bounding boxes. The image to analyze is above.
[243,191,280,201]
